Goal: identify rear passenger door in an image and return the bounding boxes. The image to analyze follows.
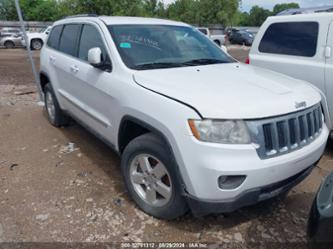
[53,24,82,112]
[44,25,64,100]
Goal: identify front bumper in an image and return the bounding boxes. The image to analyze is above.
[175,124,328,200]
[187,165,316,216]
[171,122,328,215]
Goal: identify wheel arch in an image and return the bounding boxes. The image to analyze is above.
[118,115,188,194]
[30,38,43,49]
[39,71,50,93]
[118,115,172,154]
[4,40,15,47]
[213,39,221,46]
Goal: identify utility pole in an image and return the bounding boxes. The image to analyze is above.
[14,0,44,104]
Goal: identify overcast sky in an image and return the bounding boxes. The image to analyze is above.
[161,0,333,12]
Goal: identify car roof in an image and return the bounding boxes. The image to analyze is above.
[267,11,333,22]
[55,16,190,27]
[277,6,333,15]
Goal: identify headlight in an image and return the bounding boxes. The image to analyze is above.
[188,119,251,144]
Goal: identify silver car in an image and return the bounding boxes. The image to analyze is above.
[0,34,23,48]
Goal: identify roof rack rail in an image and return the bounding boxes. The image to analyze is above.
[277,5,333,16]
[316,8,333,13]
[65,14,98,19]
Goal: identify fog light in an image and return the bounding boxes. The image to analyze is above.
[218,175,246,190]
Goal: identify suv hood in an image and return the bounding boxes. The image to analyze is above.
[133,63,321,119]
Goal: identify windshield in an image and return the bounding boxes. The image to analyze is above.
[108,25,235,70]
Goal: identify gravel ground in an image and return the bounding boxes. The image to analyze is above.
[0,48,332,247]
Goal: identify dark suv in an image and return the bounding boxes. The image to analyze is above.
[229,30,254,46]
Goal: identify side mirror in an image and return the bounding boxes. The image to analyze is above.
[88,47,112,72]
[88,47,102,66]
[88,48,112,72]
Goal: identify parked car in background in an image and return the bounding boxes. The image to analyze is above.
[226,27,259,38]
[40,15,328,219]
[0,34,23,49]
[197,27,226,46]
[225,27,238,37]
[0,27,21,37]
[229,30,254,46]
[22,26,52,50]
[248,12,333,133]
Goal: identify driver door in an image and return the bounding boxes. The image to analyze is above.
[64,23,115,139]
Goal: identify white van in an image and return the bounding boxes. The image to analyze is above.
[249,12,333,131]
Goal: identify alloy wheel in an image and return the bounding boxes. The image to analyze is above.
[32,40,42,50]
[129,154,172,207]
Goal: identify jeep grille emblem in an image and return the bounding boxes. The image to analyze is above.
[295,101,307,109]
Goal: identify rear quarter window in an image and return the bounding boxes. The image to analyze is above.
[259,22,319,57]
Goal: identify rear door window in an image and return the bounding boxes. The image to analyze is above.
[259,22,319,57]
[58,24,81,57]
[47,25,63,50]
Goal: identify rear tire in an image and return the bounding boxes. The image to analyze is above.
[121,133,188,220]
[44,83,70,127]
[31,39,43,50]
[4,41,14,49]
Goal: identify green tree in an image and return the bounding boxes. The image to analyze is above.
[167,0,239,26]
[198,0,239,26]
[19,0,61,21]
[247,5,271,26]
[0,0,241,24]
[167,0,199,24]
[143,0,166,17]
[0,0,18,20]
[273,2,300,15]
[234,11,249,26]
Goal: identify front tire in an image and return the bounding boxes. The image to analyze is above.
[121,133,188,219]
[4,41,14,49]
[31,39,43,50]
[44,83,70,127]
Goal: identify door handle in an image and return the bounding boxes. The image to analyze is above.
[70,65,79,73]
[49,56,56,64]
[325,46,332,58]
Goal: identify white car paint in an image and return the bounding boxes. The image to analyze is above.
[40,16,328,215]
[249,12,333,131]
[197,27,226,46]
[134,64,321,119]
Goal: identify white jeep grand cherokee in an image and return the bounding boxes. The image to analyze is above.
[40,15,329,219]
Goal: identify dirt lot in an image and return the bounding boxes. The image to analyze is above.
[0,48,332,246]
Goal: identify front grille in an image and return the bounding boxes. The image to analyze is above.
[247,104,323,159]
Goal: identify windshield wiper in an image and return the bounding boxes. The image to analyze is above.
[133,62,184,70]
[133,59,228,70]
[182,58,228,66]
